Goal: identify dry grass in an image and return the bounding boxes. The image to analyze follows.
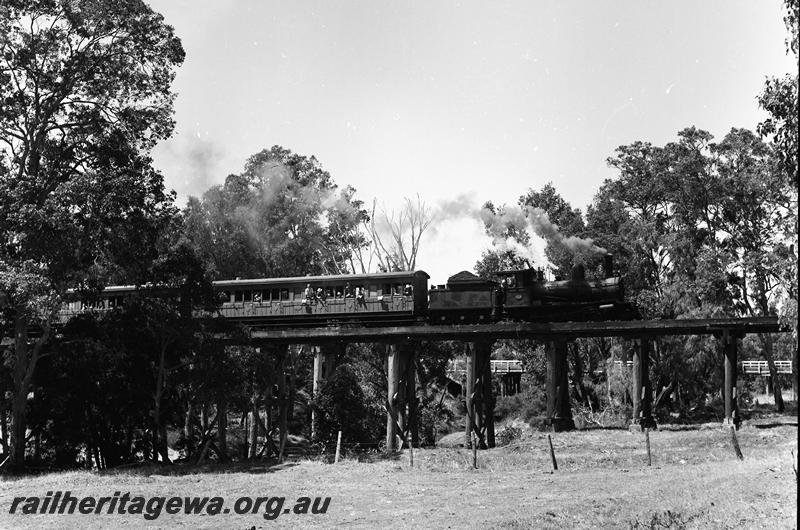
[1,416,796,529]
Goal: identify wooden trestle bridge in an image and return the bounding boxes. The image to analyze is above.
[219,316,787,452]
[447,359,524,396]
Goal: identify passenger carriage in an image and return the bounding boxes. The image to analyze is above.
[211,270,430,327]
[57,271,430,328]
[58,284,144,323]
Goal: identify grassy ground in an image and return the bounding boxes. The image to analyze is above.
[1,414,796,529]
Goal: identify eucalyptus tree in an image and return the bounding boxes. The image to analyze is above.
[757,0,798,396]
[0,0,184,468]
[184,146,367,279]
[183,146,369,458]
[591,127,795,413]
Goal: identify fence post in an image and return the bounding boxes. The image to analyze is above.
[547,434,558,471]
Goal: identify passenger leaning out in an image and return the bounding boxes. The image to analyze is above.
[355,286,366,307]
[316,287,327,306]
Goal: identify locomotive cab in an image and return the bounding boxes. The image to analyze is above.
[497,267,546,318]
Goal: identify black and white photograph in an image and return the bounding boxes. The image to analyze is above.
[1,1,797,528]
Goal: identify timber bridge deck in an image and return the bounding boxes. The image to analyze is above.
[233,316,782,344]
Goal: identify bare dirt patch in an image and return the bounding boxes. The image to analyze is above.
[1,419,796,529]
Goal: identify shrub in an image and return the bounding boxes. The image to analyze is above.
[495,425,522,447]
[312,364,384,451]
[416,398,455,447]
[494,386,547,423]
[572,402,632,429]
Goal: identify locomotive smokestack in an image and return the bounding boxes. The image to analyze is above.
[604,254,614,279]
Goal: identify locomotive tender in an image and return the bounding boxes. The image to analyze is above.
[58,256,634,327]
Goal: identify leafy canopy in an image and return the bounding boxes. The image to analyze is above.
[0,0,185,312]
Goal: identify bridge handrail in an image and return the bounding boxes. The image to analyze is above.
[608,359,792,374]
[741,360,792,374]
[446,359,524,374]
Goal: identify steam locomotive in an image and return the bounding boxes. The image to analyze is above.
[57,256,636,327]
[428,259,630,324]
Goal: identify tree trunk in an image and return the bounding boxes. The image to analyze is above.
[93,445,103,471]
[0,407,8,454]
[277,349,288,461]
[201,404,209,434]
[151,418,159,463]
[9,389,28,468]
[571,342,587,403]
[184,401,195,460]
[248,395,259,459]
[158,422,170,463]
[760,333,785,412]
[153,342,171,463]
[287,348,297,422]
[9,311,51,469]
[217,393,228,461]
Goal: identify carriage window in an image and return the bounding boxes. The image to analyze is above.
[280,289,289,301]
[326,287,335,298]
[244,290,252,302]
[234,291,243,302]
[270,289,279,301]
[382,283,392,295]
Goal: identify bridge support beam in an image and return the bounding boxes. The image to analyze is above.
[546,339,574,432]
[385,343,417,451]
[275,345,289,461]
[720,331,741,429]
[311,344,341,441]
[500,373,521,396]
[631,337,657,430]
[465,341,495,449]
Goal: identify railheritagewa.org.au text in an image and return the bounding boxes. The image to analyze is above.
[8,491,331,521]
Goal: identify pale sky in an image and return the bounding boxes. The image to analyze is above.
[147,0,795,284]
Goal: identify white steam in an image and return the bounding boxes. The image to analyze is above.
[426,194,605,270]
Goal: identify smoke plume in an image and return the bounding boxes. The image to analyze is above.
[428,194,606,269]
[525,207,606,257]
